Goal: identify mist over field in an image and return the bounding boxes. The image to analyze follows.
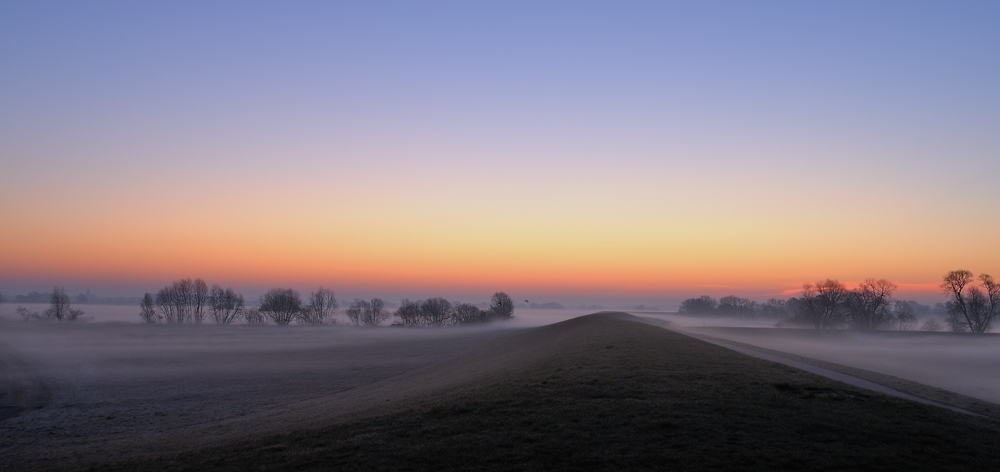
[647,313,1000,405]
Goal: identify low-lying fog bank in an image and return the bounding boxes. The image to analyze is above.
[0,307,597,466]
[6,307,999,468]
[641,313,1000,405]
[0,321,532,467]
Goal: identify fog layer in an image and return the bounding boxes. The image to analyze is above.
[647,313,1000,405]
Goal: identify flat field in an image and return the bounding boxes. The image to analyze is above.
[3,313,1000,471]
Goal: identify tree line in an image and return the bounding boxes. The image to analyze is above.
[137,278,515,327]
[677,270,999,333]
[9,287,87,322]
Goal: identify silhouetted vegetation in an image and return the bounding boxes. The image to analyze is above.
[758,298,796,319]
[675,276,961,331]
[243,307,266,325]
[209,286,245,325]
[14,287,86,322]
[678,295,718,315]
[941,270,999,333]
[8,291,141,305]
[392,292,515,327]
[844,279,897,330]
[17,306,41,321]
[45,286,85,321]
[345,298,389,326]
[920,318,943,331]
[259,288,302,325]
[151,279,209,324]
[716,296,757,318]
[420,298,453,326]
[453,303,483,324]
[395,299,422,326]
[489,292,514,321]
[300,288,338,325]
[892,301,918,330]
[139,293,158,323]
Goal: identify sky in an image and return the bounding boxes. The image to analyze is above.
[1,1,998,306]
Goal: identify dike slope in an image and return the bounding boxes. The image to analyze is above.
[80,312,1000,472]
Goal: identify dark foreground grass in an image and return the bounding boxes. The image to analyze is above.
[96,313,1000,471]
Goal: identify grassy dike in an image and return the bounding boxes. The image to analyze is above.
[95,313,1000,471]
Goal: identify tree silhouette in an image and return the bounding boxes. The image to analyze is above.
[243,307,266,325]
[362,298,388,326]
[488,292,514,321]
[17,306,41,321]
[800,280,849,329]
[154,279,206,324]
[209,285,245,324]
[139,293,160,323]
[758,298,791,320]
[453,303,483,324]
[718,296,758,319]
[346,298,390,326]
[420,298,452,326]
[941,270,999,333]
[301,288,338,325]
[259,288,302,325]
[192,279,208,324]
[345,299,368,326]
[846,279,897,330]
[679,296,717,315]
[45,286,84,321]
[893,301,917,330]
[395,299,421,326]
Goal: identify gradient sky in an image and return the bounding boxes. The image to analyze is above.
[2,1,998,305]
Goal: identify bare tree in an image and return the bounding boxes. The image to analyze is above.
[17,306,42,321]
[139,293,160,323]
[395,299,421,326]
[345,299,367,326]
[846,279,897,330]
[209,285,244,325]
[150,278,209,324]
[892,301,917,330]
[192,279,208,324]
[259,288,302,325]
[345,298,389,326]
[800,280,849,329]
[678,296,718,315]
[920,318,944,331]
[941,270,1000,333]
[758,298,791,320]
[155,287,178,324]
[420,298,453,326]
[453,303,483,324]
[362,298,388,326]
[45,286,84,321]
[301,288,338,325]
[488,292,514,321]
[718,296,759,319]
[244,307,266,325]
